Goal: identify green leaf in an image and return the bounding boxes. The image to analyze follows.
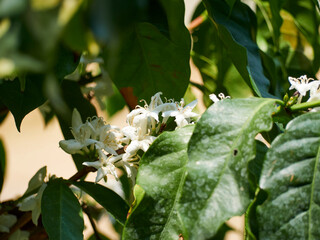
[283,0,320,69]
[179,98,276,239]
[313,0,320,10]
[73,181,129,225]
[0,139,5,193]
[0,0,28,17]
[269,0,286,48]
[23,166,47,198]
[0,76,46,131]
[203,0,273,98]
[42,178,84,240]
[257,112,320,239]
[103,0,191,106]
[123,125,194,240]
[191,3,230,99]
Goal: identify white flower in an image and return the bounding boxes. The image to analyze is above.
[162,99,198,128]
[0,214,17,233]
[59,109,97,154]
[83,152,122,182]
[115,157,138,184]
[19,183,47,225]
[209,93,230,103]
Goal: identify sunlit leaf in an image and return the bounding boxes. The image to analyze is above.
[123,126,194,240]
[23,166,47,198]
[258,112,320,239]
[0,0,28,17]
[179,98,276,239]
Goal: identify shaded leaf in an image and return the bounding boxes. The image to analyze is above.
[103,0,191,106]
[123,126,194,240]
[0,139,5,193]
[191,3,231,100]
[248,140,269,195]
[23,166,47,198]
[203,0,273,98]
[0,0,28,17]
[269,0,286,48]
[105,84,126,117]
[73,181,129,225]
[0,100,9,124]
[0,76,46,131]
[179,98,276,239]
[42,178,84,240]
[257,112,320,239]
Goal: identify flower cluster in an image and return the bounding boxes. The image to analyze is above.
[288,75,320,104]
[59,92,198,184]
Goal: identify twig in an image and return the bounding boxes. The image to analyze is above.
[82,204,101,240]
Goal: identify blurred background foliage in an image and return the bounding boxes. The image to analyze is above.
[0,0,319,131]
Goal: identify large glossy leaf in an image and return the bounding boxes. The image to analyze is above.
[123,125,194,240]
[203,0,272,98]
[179,98,277,239]
[257,112,320,239]
[101,0,191,108]
[0,139,5,193]
[73,181,129,225]
[42,178,84,240]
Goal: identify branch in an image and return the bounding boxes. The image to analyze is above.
[188,11,208,32]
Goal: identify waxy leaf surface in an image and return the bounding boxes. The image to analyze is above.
[179,98,276,239]
[258,112,320,239]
